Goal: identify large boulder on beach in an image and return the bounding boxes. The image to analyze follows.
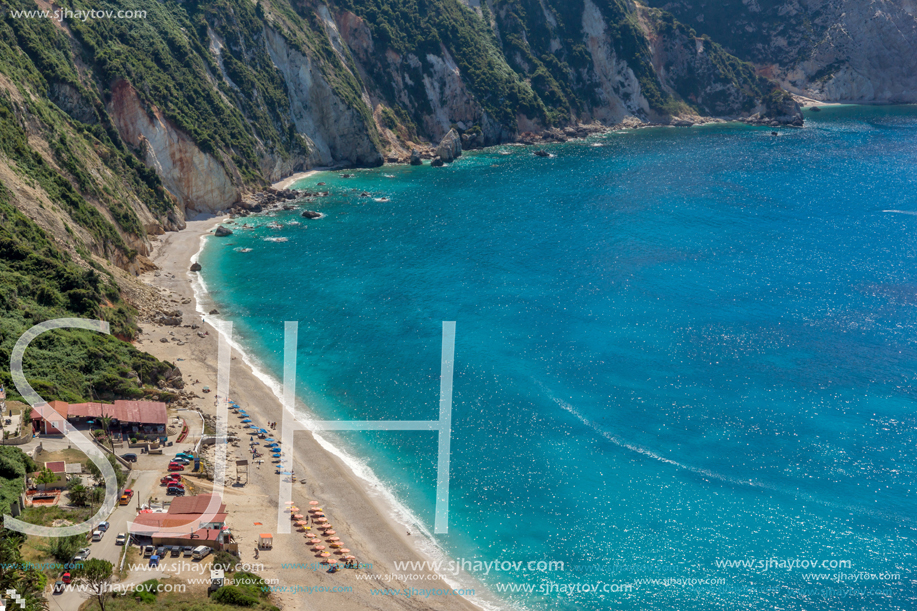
[435,129,462,163]
[214,225,233,237]
[190,262,202,272]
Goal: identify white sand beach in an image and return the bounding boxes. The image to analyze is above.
[135,213,486,611]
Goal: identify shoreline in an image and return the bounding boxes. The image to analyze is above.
[138,211,494,610]
[272,166,348,190]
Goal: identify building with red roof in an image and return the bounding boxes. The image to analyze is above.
[129,494,235,552]
[31,399,167,436]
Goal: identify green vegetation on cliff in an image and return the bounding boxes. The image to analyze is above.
[0,183,174,403]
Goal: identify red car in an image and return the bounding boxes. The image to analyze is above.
[167,482,185,489]
[161,475,181,485]
[61,572,71,584]
[167,462,185,471]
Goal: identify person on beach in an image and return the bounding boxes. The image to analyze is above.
[254,547,259,560]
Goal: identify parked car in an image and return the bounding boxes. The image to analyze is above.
[167,463,185,471]
[53,580,65,594]
[97,521,109,532]
[182,546,194,557]
[122,453,137,462]
[116,533,127,545]
[192,545,211,560]
[61,572,71,584]
[155,546,167,558]
[119,489,134,505]
[175,452,193,459]
[167,482,185,489]
[170,546,181,557]
[143,545,155,557]
[73,548,90,562]
[172,457,190,465]
[91,530,103,541]
[167,486,185,496]
[161,475,181,485]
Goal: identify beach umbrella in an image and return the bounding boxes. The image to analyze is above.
[328,536,340,541]
[324,530,336,535]
[344,555,355,560]
[339,549,351,554]
[295,521,308,526]
[309,501,319,506]
[314,545,325,551]
[320,552,331,558]
[284,501,295,505]
[292,514,303,519]
[327,559,337,564]
[265,438,274,442]
[291,506,300,511]
[241,419,252,423]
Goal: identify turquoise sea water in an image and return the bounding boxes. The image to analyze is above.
[199,106,917,610]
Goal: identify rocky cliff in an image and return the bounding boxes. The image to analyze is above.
[644,0,917,104]
[1,0,913,282]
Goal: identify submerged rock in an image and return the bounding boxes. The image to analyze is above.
[301,210,322,219]
[533,150,550,157]
[431,156,445,167]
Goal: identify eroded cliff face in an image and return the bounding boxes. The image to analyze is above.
[263,27,383,168]
[787,0,917,102]
[109,81,241,217]
[646,0,917,103]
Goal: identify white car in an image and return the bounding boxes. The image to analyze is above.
[115,533,127,545]
[91,530,103,541]
[73,548,91,562]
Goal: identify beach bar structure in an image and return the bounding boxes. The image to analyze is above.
[129,494,236,552]
[30,399,168,436]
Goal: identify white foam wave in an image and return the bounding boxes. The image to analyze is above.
[883,210,917,216]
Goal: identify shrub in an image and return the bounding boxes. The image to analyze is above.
[211,585,258,606]
[212,550,238,572]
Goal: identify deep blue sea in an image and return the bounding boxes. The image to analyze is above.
[199,106,917,610]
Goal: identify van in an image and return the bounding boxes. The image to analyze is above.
[91,530,102,541]
[192,545,211,560]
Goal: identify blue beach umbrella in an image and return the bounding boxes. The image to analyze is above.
[241,418,252,423]
[264,438,275,442]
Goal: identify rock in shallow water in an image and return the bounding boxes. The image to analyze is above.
[214,226,233,237]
